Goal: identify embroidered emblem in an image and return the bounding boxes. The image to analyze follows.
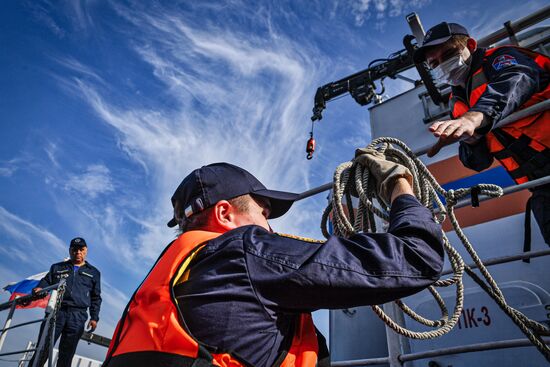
[492,54,518,71]
[276,233,325,243]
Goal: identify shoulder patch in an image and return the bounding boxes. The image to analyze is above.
[492,54,518,71]
[276,233,325,244]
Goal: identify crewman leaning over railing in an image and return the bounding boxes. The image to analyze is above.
[413,21,550,245]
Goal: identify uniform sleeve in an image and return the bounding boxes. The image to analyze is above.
[36,266,55,289]
[458,138,494,172]
[469,47,545,124]
[245,195,444,312]
[89,270,102,321]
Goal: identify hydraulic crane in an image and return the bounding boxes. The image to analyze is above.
[306,14,443,159]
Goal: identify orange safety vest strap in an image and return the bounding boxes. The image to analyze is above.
[490,129,550,183]
[450,45,550,184]
[450,97,469,118]
[104,231,223,366]
[280,314,319,367]
[104,229,323,367]
[468,68,489,107]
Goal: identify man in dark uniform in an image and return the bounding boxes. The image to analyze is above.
[414,22,550,245]
[30,237,102,367]
[105,157,445,367]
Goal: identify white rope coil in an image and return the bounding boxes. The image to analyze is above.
[321,137,550,361]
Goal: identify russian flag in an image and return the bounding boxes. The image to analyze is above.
[3,272,50,309]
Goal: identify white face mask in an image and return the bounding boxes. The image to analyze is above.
[431,54,470,86]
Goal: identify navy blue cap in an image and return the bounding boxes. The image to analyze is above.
[413,22,469,63]
[167,163,299,227]
[70,237,87,247]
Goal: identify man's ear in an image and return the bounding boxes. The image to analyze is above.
[212,200,237,231]
[466,38,477,52]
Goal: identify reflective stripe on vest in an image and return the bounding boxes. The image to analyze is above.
[450,46,550,184]
[104,230,320,367]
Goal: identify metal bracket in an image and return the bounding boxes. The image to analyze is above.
[504,20,520,46]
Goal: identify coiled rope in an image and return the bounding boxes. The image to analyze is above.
[321,137,550,361]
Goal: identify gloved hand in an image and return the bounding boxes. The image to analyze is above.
[354,147,413,205]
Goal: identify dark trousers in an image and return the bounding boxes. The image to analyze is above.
[531,185,550,245]
[28,308,88,367]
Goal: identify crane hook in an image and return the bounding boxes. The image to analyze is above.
[306,121,316,160]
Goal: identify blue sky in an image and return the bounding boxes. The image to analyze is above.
[0,0,547,363]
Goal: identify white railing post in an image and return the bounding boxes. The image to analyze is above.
[32,288,59,367]
[0,296,18,352]
[18,341,35,367]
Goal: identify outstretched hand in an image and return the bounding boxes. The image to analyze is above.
[427,111,487,157]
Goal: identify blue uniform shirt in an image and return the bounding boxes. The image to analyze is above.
[456,46,550,172]
[175,194,444,367]
[37,260,102,321]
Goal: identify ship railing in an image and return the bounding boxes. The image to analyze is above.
[294,99,550,367]
[331,337,550,366]
[0,281,65,367]
[0,280,111,366]
[327,228,550,367]
[297,99,550,201]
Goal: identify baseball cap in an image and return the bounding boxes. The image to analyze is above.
[167,163,299,227]
[70,237,87,247]
[413,22,469,63]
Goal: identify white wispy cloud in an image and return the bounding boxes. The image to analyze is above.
[52,56,106,85]
[0,166,17,177]
[0,206,66,267]
[24,0,66,38]
[351,0,431,27]
[468,0,548,41]
[64,164,115,199]
[43,141,62,169]
[67,0,95,31]
[49,2,331,261]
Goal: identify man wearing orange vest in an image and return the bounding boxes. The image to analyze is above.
[414,22,550,245]
[104,159,445,367]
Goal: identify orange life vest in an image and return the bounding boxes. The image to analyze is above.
[103,230,320,367]
[450,46,550,184]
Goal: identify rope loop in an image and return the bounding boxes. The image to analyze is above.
[322,138,550,361]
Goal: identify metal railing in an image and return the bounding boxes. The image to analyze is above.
[0,281,65,367]
[297,99,550,203]
[293,66,550,367]
[0,281,112,367]
[332,337,550,366]
[477,4,550,47]
[320,102,550,366]
[331,247,550,367]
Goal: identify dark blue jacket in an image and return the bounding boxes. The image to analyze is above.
[175,194,444,367]
[37,261,102,321]
[456,46,550,171]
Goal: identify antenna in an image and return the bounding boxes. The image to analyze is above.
[406,12,426,44]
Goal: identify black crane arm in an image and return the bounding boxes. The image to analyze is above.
[311,48,413,122]
[310,35,442,122]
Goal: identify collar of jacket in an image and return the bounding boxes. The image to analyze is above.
[451,47,487,101]
[63,260,92,269]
